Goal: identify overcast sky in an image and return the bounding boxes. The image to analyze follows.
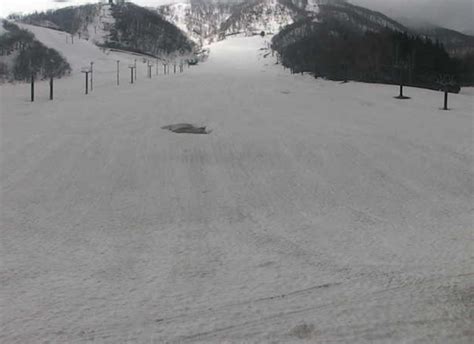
[349,0,474,34]
[0,0,171,17]
[1,0,473,33]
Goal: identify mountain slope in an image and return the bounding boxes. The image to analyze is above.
[416,26,474,57]
[270,0,474,88]
[19,4,100,36]
[0,21,71,82]
[157,0,314,43]
[16,22,118,73]
[18,3,195,57]
[159,0,409,43]
[158,0,237,44]
[272,1,409,50]
[218,0,299,38]
[108,2,194,56]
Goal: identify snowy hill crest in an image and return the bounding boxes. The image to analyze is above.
[219,0,297,37]
[158,0,236,44]
[157,0,409,44]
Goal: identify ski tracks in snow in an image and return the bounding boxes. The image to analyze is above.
[1,36,473,343]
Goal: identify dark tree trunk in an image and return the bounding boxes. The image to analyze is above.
[31,74,35,102]
[85,72,89,94]
[50,77,53,100]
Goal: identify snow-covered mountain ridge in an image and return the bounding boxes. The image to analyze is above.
[156,0,325,42]
[156,0,409,43]
[157,0,474,59]
[158,0,236,44]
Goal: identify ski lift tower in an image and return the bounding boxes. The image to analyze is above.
[81,66,92,94]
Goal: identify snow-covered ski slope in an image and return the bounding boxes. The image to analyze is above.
[1,29,473,343]
[17,23,147,75]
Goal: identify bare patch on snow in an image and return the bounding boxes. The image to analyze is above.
[289,323,317,339]
[161,123,210,134]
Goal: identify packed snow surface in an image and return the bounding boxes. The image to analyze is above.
[1,30,473,343]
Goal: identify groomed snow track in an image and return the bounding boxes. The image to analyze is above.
[1,30,473,343]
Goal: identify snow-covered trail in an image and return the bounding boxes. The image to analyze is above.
[17,23,114,73]
[1,35,473,343]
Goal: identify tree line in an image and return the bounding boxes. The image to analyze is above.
[105,3,195,56]
[0,21,71,81]
[273,21,474,92]
[10,5,99,35]
[11,3,195,58]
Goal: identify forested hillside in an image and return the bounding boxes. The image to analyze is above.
[108,3,194,56]
[16,5,99,35]
[14,3,195,57]
[158,0,237,44]
[0,21,71,82]
[271,1,474,90]
[8,0,474,89]
[218,0,298,38]
[416,26,474,57]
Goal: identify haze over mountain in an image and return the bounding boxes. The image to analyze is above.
[1,0,473,33]
[349,0,474,34]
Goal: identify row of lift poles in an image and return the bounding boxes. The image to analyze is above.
[81,59,184,91]
[30,54,452,110]
[31,60,95,101]
[394,63,453,110]
[120,59,185,86]
[31,58,186,101]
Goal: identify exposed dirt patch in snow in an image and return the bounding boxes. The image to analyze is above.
[162,123,209,134]
[289,323,316,339]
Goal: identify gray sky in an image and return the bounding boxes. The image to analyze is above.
[348,0,474,33]
[1,0,473,33]
[0,0,172,17]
